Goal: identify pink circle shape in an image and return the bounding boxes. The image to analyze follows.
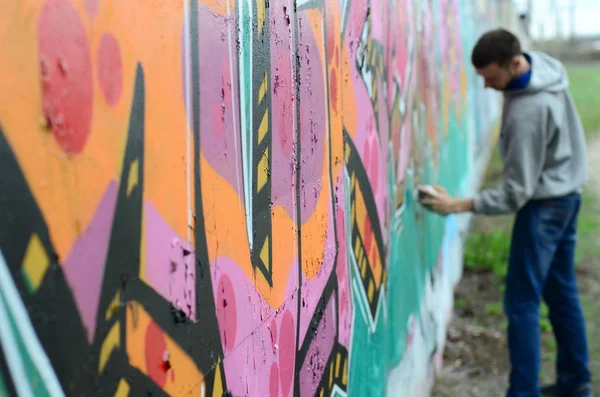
[270,363,280,397]
[216,274,237,352]
[330,68,338,113]
[38,0,93,154]
[341,288,349,316]
[97,33,123,107]
[144,321,168,388]
[278,310,295,396]
[270,318,278,347]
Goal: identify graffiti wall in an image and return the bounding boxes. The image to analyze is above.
[0,0,510,396]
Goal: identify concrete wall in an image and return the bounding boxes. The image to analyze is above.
[0,0,514,396]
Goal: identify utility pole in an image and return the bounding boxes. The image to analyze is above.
[550,0,557,39]
[555,0,563,39]
[569,0,576,40]
[526,0,533,38]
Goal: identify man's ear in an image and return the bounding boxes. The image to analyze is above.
[510,55,521,69]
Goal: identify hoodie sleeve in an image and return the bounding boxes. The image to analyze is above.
[473,105,549,215]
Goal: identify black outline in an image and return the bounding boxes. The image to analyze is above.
[250,0,274,286]
[292,1,351,395]
[293,1,304,393]
[344,128,386,317]
[0,53,227,395]
[0,342,18,397]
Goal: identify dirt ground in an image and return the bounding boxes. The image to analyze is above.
[431,136,600,397]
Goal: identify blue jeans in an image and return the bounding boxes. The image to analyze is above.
[505,193,591,397]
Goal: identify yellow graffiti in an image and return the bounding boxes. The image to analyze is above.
[105,290,121,320]
[99,321,121,373]
[114,378,130,397]
[21,233,50,292]
[211,364,223,397]
[127,159,139,197]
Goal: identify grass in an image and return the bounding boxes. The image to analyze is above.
[566,64,600,137]
[567,65,600,391]
[460,64,600,392]
[464,229,510,282]
[463,146,511,285]
[581,280,600,394]
[576,187,600,265]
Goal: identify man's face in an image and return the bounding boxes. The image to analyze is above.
[475,59,517,90]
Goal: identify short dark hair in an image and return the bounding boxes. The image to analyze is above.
[471,29,521,68]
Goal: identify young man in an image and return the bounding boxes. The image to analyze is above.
[419,29,592,397]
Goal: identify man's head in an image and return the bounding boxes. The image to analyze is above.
[471,29,526,90]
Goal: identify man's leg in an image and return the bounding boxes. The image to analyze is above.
[542,196,591,394]
[504,196,579,397]
[505,201,550,397]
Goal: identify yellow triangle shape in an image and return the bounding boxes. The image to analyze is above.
[127,159,139,197]
[260,236,270,267]
[258,73,268,104]
[258,109,269,144]
[257,148,269,193]
[212,364,223,397]
[114,378,130,397]
[257,0,266,36]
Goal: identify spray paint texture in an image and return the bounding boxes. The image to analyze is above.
[0,0,509,395]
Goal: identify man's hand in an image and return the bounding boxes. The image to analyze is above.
[418,185,474,215]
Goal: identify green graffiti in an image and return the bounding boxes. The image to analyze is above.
[346,0,498,393]
[0,371,8,397]
[0,293,51,397]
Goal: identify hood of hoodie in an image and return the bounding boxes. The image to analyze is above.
[504,51,568,97]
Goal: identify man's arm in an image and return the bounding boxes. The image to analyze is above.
[422,107,549,216]
[418,187,474,215]
[451,198,475,213]
[473,106,549,215]
[419,104,549,216]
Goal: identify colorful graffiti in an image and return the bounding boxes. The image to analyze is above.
[0,0,510,396]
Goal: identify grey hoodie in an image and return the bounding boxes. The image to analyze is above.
[473,51,588,215]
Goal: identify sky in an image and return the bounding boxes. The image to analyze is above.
[513,0,600,39]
